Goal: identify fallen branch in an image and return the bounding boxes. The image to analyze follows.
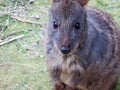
[0,35,24,46]
[11,16,43,25]
[1,30,24,41]
[5,30,24,38]
[8,30,24,35]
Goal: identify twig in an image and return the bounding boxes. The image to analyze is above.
[0,35,24,46]
[0,30,24,41]
[11,16,43,25]
[6,30,24,37]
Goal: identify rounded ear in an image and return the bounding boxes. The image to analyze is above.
[76,0,89,6]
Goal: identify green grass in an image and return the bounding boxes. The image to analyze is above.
[0,0,120,90]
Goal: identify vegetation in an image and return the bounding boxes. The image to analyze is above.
[0,0,120,90]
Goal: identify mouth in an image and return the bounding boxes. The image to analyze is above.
[68,43,79,55]
[53,41,80,55]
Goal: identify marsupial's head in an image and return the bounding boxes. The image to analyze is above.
[48,0,89,55]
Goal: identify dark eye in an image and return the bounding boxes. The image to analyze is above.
[74,22,80,30]
[53,21,58,29]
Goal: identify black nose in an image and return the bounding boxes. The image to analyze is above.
[60,47,70,54]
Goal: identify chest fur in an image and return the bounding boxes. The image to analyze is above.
[46,52,85,84]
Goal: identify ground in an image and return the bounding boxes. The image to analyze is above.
[0,0,120,90]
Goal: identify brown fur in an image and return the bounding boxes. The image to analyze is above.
[44,0,120,90]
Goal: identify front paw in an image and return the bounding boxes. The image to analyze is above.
[52,82,66,90]
[66,86,79,90]
[68,79,79,88]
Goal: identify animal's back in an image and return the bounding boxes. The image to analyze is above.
[79,7,120,90]
[82,7,120,65]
